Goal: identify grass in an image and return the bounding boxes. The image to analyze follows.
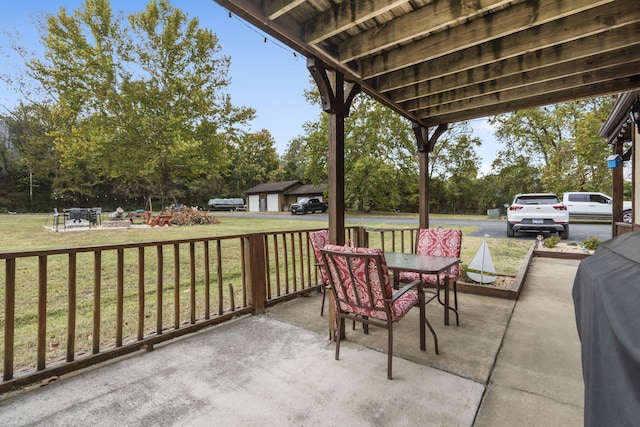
[0,212,531,369]
[1,212,530,275]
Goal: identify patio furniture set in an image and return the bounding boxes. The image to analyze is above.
[309,228,462,379]
[52,208,174,230]
[53,207,102,230]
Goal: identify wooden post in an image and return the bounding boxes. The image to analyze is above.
[414,122,447,229]
[633,116,639,230]
[612,142,624,236]
[418,148,430,230]
[328,76,345,245]
[308,57,361,340]
[307,57,360,246]
[4,258,16,380]
[245,233,267,314]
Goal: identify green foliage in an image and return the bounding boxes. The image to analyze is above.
[224,129,280,196]
[582,236,601,251]
[0,104,58,210]
[23,0,254,208]
[478,155,543,211]
[0,1,621,214]
[543,236,561,248]
[299,93,419,211]
[489,98,613,195]
[429,124,484,214]
[280,136,307,182]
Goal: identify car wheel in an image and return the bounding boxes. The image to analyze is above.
[322,208,327,213]
[623,210,632,224]
[559,224,569,240]
[506,222,515,237]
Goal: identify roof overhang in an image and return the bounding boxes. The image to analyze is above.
[600,91,640,145]
[213,0,640,127]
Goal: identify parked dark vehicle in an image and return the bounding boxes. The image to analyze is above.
[290,198,328,215]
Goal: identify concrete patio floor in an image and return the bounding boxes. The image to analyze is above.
[0,257,584,426]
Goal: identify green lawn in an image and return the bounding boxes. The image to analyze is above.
[0,212,530,368]
[0,212,530,276]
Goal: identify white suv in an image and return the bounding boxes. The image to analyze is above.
[507,193,570,239]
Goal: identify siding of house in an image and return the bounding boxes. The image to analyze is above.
[243,181,328,213]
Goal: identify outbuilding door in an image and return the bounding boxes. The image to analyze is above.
[266,194,279,212]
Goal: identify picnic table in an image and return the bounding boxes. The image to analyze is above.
[128,211,152,224]
[149,215,173,227]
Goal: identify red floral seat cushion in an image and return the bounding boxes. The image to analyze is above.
[309,230,330,284]
[322,244,418,322]
[399,228,462,284]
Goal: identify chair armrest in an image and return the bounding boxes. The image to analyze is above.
[390,279,421,302]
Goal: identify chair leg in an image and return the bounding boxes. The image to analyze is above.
[453,281,458,310]
[453,281,459,326]
[387,324,393,380]
[335,316,343,361]
[424,311,439,354]
[436,282,460,326]
[320,284,326,317]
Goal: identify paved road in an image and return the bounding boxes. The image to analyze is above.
[426,217,611,243]
[213,212,613,243]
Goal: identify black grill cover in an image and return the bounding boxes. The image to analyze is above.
[572,231,640,426]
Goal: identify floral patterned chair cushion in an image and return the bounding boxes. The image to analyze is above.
[321,244,418,322]
[309,230,330,285]
[399,228,462,284]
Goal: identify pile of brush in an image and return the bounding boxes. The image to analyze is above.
[164,205,220,226]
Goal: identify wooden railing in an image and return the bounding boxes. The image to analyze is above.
[0,225,405,393]
[613,221,636,237]
[0,227,364,393]
[362,227,419,254]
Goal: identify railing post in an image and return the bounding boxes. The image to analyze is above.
[245,233,267,314]
[353,226,366,247]
[4,258,16,381]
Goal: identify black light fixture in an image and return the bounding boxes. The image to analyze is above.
[631,101,640,133]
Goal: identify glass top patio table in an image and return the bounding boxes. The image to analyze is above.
[384,252,460,326]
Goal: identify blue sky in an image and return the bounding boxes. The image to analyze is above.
[0,0,499,169]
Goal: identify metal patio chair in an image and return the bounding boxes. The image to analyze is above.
[309,230,331,316]
[399,228,462,325]
[321,244,438,380]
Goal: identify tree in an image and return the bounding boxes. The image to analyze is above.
[301,92,419,211]
[489,98,613,194]
[225,129,280,196]
[478,156,543,212]
[1,102,58,210]
[26,0,254,208]
[427,122,483,213]
[280,136,307,181]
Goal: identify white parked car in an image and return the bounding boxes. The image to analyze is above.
[562,192,632,223]
[507,193,570,239]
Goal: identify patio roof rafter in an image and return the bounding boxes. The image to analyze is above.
[214,0,640,125]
